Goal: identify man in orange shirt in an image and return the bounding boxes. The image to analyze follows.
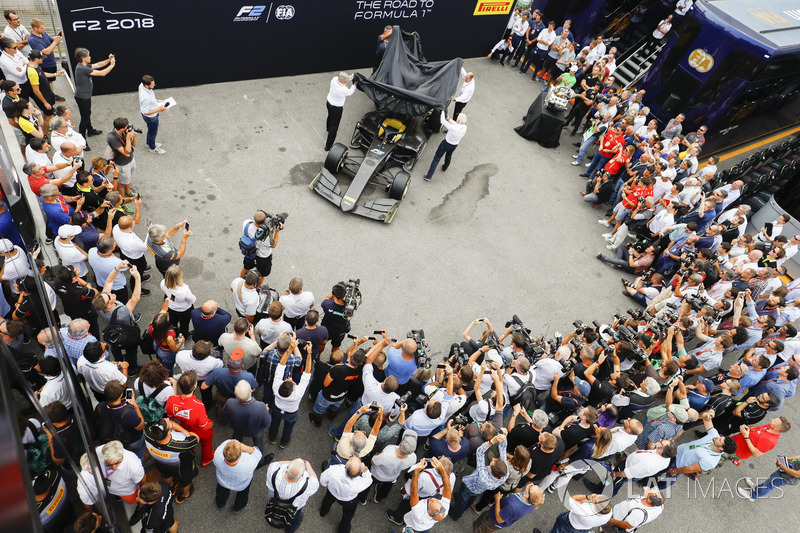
[166,370,215,466]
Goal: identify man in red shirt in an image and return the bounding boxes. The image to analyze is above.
[731,417,791,461]
[583,125,625,179]
[22,160,80,196]
[166,370,215,466]
[599,175,655,236]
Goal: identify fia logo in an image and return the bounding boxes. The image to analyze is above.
[275,5,295,20]
[234,5,266,22]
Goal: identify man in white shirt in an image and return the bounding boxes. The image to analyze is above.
[25,138,54,175]
[265,458,320,531]
[279,276,314,330]
[675,0,694,17]
[50,116,87,154]
[113,214,152,296]
[319,457,372,533]
[403,457,452,532]
[139,75,167,154]
[3,11,30,56]
[269,346,312,448]
[452,67,474,120]
[0,36,28,85]
[370,430,418,502]
[77,341,128,400]
[54,224,89,277]
[325,71,357,151]
[36,355,72,409]
[240,211,281,287]
[231,270,260,323]
[606,489,665,532]
[424,110,467,181]
[256,301,293,345]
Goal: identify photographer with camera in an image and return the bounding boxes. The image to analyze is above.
[321,282,352,352]
[623,271,664,307]
[428,419,470,464]
[309,336,367,426]
[423,363,467,418]
[146,220,191,276]
[597,243,656,274]
[470,363,505,424]
[106,117,138,197]
[239,210,284,287]
[404,394,451,438]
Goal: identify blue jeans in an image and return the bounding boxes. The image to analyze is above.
[155,343,177,376]
[425,140,457,179]
[448,484,479,521]
[585,152,610,179]
[550,511,585,533]
[610,177,627,206]
[333,399,363,438]
[128,435,146,461]
[313,391,345,416]
[575,135,596,164]
[142,113,159,149]
[269,408,298,446]
[287,508,304,533]
[751,470,793,499]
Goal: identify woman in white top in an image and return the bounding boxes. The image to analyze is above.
[160,264,196,337]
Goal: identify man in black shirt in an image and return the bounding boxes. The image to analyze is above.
[715,392,780,436]
[524,432,565,484]
[309,345,366,425]
[584,351,631,407]
[320,282,351,350]
[54,265,100,337]
[131,481,177,533]
[296,309,329,361]
[95,380,146,458]
[506,405,550,450]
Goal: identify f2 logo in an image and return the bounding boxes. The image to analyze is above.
[236,6,266,17]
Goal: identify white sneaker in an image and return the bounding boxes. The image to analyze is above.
[597,220,611,227]
[149,147,166,154]
[585,162,591,167]
[571,161,580,166]
[737,486,755,501]
[743,478,755,489]
[601,232,612,238]
[155,143,162,148]
[572,154,579,159]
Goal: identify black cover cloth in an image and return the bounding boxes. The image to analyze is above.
[354,26,463,117]
[515,94,566,148]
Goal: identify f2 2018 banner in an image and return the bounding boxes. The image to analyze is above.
[55,0,512,94]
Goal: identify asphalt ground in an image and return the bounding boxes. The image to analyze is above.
[23,55,800,533]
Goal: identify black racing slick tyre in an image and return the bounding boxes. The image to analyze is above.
[389,171,411,201]
[324,143,348,174]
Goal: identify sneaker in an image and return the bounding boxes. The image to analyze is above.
[597,219,611,227]
[743,477,755,489]
[141,273,152,282]
[387,511,403,525]
[571,161,580,166]
[268,438,277,445]
[601,232,612,238]
[737,486,755,501]
[257,453,275,470]
[143,265,152,272]
[309,412,321,427]
[423,175,432,181]
[140,288,151,296]
[572,154,579,159]
[596,253,604,260]
[88,128,104,136]
[133,313,142,322]
[149,147,166,154]
[154,143,162,148]
[546,484,556,494]
[585,162,591,167]
[327,426,340,441]
[373,492,381,503]
[45,236,54,245]
[605,237,615,244]
[359,497,368,506]
[54,94,66,102]
[280,440,291,449]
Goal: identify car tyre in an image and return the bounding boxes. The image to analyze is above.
[389,171,411,201]
[324,143,348,174]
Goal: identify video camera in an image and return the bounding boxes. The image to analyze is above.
[607,324,649,362]
[505,315,537,360]
[253,212,289,242]
[448,343,468,367]
[408,329,432,369]
[342,279,362,319]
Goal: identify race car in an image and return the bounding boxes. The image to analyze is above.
[310,26,463,223]
[310,111,433,223]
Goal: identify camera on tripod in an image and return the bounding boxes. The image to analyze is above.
[408,329,431,369]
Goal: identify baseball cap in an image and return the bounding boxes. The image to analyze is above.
[696,377,715,393]
[28,50,43,60]
[58,224,82,238]
[399,430,418,454]
[228,348,244,372]
[0,239,14,252]
[669,404,689,423]
[569,65,578,72]
[573,376,591,396]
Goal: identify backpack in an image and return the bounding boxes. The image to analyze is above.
[23,421,54,475]
[239,221,257,259]
[136,381,168,425]
[103,306,141,347]
[139,327,156,356]
[95,403,136,446]
[264,469,309,529]
[510,373,537,412]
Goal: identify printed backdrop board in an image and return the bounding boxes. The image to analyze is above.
[55,0,513,94]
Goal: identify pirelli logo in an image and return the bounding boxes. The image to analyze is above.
[473,1,512,15]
